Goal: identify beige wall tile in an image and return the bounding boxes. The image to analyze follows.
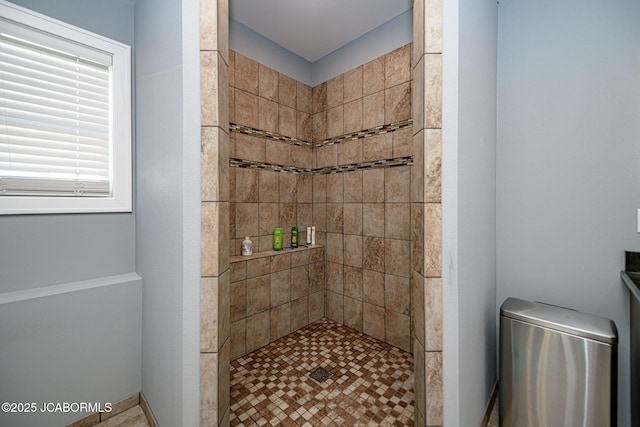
[201,202,219,276]
[310,246,325,263]
[246,256,270,278]
[313,175,327,203]
[344,296,363,331]
[234,133,265,163]
[327,106,344,138]
[279,203,297,230]
[200,52,220,127]
[363,56,384,96]
[312,203,326,234]
[393,127,412,158]
[278,73,297,108]
[363,133,393,162]
[246,274,270,316]
[413,0,425,68]
[218,270,230,345]
[385,81,411,123]
[363,236,385,272]
[279,105,296,138]
[326,291,344,323]
[344,65,363,103]
[296,111,313,141]
[270,303,291,341]
[411,203,425,275]
[425,203,442,277]
[271,252,292,272]
[279,173,297,203]
[297,175,313,202]
[385,44,411,88]
[230,319,245,360]
[362,204,384,237]
[327,74,344,109]
[297,203,313,230]
[234,53,258,94]
[235,90,258,128]
[235,168,259,202]
[258,203,279,235]
[385,238,411,278]
[343,171,362,203]
[230,261,246,283]
[412,131,425,204]
[309,261,325,293]
[265,140,291,165]
[291,250,310,267]
[343,203,362,236]
[362,169,385,203]
[414,340,426,420]
[326,232,343,264]
[219,59,229,131]
[425,129,442,203]
[219,203,230,272]
[200,277,218,352]
[425,277,442,351]
[386,310,410,352]
[230,280,246,322]
[290,265,310,300]
[309,291,324,322]
[426,0,443,54]
[363,302,385,341]
[326,173,344,203]
[258,64,278,101]
[313,111,328,141]
[362,91,385,129]
[200,0,217,51]
[385,274,410,315]
[312,82,327,114]
[297,81,312,114]
[228,50,235,89]
[385,203,410,240]
[343,265,363,299]
[343,235,363,268]
[217,0,229,64]
[326,261,344,294]
[259,98,278,133]
[316,145,337,169]
[426,351,443,425]
[385,166,410,202]
[200,352,219,427]
[257,172,278,204]
[343,99,363,134]
[229,86,235,125]
[363,269,385,307]
[246,310,270,352]
[425,54,442,129]
[201,127,220,202]
[219,131,230,202]
[326,203,344,233]
[291,296,309,331]
[338,139,362,165]
[412,270,426,348]
[413,55,425,132]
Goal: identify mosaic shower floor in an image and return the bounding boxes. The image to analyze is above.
[230,318,415,426]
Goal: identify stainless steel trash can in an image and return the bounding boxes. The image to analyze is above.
[499,297,617,427]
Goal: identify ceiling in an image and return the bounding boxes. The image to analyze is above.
[229,0,412,63]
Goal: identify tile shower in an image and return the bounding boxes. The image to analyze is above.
[199,0,442,425]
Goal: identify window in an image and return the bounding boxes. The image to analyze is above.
[0,0,131,214]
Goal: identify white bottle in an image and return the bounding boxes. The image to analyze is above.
[306,227,312,244]
[242,236,253,256]
[311,226,316,245]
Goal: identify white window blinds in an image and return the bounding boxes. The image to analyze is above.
[0,17,113,197]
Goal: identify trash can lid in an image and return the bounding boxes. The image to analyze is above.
[500,297,618,344]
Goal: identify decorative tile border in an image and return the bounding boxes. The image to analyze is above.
[315,118,413,148]
[230,156,413,175]
[230,123,313,147]
[229,118,413,149]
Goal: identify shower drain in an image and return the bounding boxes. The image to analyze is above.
[309,367,333,383]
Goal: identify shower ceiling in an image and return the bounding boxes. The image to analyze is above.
[229,0,412,62]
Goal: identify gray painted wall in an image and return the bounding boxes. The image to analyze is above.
[497,0,640,425]
[442,0,498,425]
[230,9,412,87]
[0,2,141,427]
[135,0,201,425]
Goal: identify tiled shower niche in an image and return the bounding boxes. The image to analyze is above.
[228,43,414,357]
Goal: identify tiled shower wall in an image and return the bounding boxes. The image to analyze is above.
[412,0,444,425]
[228,44,414,356]
[314,44,414,354]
